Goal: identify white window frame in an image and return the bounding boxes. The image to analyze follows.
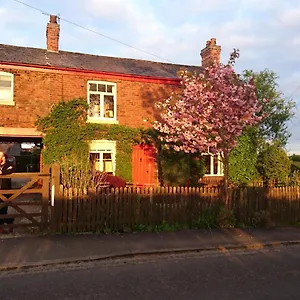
[89,140,116,174]
[202,153,224,176]
[87,80,118,124]
[0,71,15,106]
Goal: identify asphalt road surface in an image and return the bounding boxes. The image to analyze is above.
[1,245,300,300]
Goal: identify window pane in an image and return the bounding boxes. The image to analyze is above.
[0,88,10,101]
[107,85,113,93]
[103,153,113,173]
[104,161,113,173]
[103,153,112,160]
[89,94,101,117]
[0,79,11,88]
[89,83,97,92]
[204,155,211,174]
[90,153,100,171]
[98,84,106,92]
[104,95,114,118]
[214,156,218,174]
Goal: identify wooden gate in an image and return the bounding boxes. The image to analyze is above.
[0,166,50,232]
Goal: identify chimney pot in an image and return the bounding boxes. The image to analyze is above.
[49,15,58,24]
[210,38,216,45]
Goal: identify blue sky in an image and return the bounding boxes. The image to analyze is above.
[1,0,300,153]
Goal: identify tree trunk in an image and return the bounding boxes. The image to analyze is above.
[223,152,229,203]
[156,143,164,187]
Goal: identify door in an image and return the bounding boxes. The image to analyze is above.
[132,145,156,186]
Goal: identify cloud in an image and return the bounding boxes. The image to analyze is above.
[86,0,138,22]
[292,36,300,46]
[162,0,285,16]
[84,0,162,34]
[279,8,300,28]
[239,0,286,12]
[183,0,236,13]
[281,72,300,97]
[81,0,172,61]
[0,1,47,48]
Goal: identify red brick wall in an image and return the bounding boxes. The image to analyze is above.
[0,65,177,129]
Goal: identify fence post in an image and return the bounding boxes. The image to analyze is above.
[149,187,153,225]
[50,163,61,233]
[41,164,50,232]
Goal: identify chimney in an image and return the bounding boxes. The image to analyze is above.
[200,38,221,68]
[46,15,60,52]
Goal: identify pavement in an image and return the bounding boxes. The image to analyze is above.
[0,227,300,271]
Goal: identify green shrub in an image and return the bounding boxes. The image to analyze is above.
[192,207,219,229]
[155,221,182,232]
[159,148,205,186]
[257,141,291,186]
[251,210,274,228]
[289,170,300,186]
[229,128,259,186]
[193,206,237,229]
[134,224,151,232]
[217,207,237,228]
[134,221,183,232]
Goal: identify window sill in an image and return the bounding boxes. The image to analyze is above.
[87,118,119,125]
[203,174,224,177]
[0,101,15,106]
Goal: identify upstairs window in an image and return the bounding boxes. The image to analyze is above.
[0,72,14,105]
[87,81,117,123]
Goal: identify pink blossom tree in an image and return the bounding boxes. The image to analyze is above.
[154,51,263,193]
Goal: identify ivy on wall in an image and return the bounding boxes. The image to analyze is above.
[35,99,142,182]
[86,123,141,181]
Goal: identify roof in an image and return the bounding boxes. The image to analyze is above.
[0,44,202,79]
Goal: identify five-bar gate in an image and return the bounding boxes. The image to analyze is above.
[0,166,50,232]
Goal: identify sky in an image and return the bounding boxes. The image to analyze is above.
[1,0,300,153]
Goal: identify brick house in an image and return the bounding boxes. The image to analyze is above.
[0,15,223,184]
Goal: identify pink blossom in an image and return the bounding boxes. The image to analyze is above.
[154,58,262,156]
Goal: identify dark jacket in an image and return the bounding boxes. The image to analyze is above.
[0,162,15,190]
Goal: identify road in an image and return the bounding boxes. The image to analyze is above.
[1,245,300,300]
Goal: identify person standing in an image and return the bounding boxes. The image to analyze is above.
[0,151,15,234]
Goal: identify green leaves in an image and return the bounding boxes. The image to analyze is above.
[243,69,295,146]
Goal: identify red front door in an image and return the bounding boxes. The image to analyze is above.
[132,145,156,186]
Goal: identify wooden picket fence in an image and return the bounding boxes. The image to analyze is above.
[51,186,300,233]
